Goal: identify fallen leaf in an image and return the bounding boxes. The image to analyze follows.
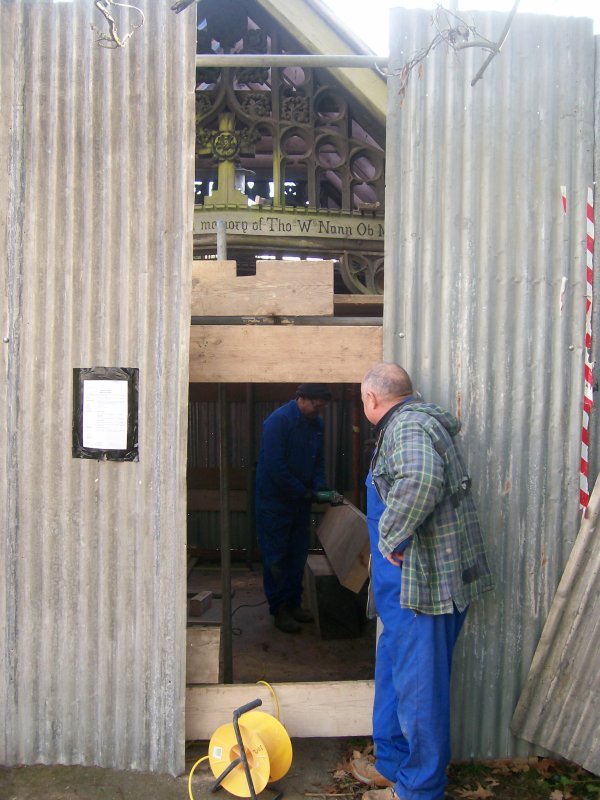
[508,760,530,774]
[490,758,530,775]
[456,783,495,799]
[536,758,561,778]
[489,762,512,776]
[549,791,564,800]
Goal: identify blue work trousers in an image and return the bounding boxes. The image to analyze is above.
[256,499,311,616]
[367,472,467,800]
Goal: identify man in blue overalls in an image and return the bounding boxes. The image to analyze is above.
[351,363,493,800]
[256,383,332,634]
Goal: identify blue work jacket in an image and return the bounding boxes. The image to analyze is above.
[256,399,327,507]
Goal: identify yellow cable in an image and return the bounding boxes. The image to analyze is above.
[188,754,209,800]
[256,680,280,721]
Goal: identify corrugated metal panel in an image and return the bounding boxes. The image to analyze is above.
[385,9,596,759]
[0,0,195,774]
[512,37,600,772]
[511,476,600,773]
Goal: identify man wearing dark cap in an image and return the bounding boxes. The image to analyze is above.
[256,384,332,633]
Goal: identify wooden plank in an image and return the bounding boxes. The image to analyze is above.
[192,260,334,317]
[316,503,370,593]
[334,295,383,318]
[185,680,374,739]
[189,591,213,617]
[186,626,221,684]
[334,295,383,307]
[189,325,383,383]
[188,598,223,627]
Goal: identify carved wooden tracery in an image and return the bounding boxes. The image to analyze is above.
[194,0,385,294]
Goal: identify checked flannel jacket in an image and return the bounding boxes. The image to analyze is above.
[371,400,493,614]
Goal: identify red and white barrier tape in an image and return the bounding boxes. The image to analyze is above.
[580,186,594,509]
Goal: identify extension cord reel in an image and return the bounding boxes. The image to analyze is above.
[208,710,293,797]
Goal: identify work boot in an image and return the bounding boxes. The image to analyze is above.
[350,758,394,788]
[361,788,399,800]
[291,606,314,623]
[274,604,301,634]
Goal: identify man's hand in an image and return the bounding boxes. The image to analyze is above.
[386,551,404,567]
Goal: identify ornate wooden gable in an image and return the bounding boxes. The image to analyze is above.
[194,0,385,294]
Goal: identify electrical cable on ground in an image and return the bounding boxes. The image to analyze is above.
[232,600,268,615]
[232,599,268,636]
[188,754,209,800]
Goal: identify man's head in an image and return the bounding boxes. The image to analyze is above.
[361,363,413,425]
[295,383,332,419]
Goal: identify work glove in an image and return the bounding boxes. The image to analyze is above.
[312,489,345,506]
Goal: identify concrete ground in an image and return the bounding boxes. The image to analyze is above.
[1,737,358,800]
[2,565,374,800]
[188,564,376,684]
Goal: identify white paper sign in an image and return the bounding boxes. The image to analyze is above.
[83,380,128,450]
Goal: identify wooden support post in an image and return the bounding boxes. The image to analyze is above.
[219,383,233,684]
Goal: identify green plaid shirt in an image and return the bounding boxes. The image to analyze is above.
[371,401,493,614]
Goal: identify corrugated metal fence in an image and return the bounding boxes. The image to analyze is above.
[0,1,195,774]
[385,10,597,759]
[2,0,599,775]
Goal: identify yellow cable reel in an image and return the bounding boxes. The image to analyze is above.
[208,709,293,797]
[238,711,293,782]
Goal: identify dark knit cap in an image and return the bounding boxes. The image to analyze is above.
[295,383,332,400]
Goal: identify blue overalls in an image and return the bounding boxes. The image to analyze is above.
[256,495,311,615]
[366,471,467,800]
[256,400,326,615]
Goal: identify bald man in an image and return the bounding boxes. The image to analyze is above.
[351,363,493,800]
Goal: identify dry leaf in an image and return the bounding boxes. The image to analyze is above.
[490,758,530,775]
[456,783,495,799]
[536,758,561,778]
[549,791,564,800]
[489,762,512,776]
[508,759,530,774]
